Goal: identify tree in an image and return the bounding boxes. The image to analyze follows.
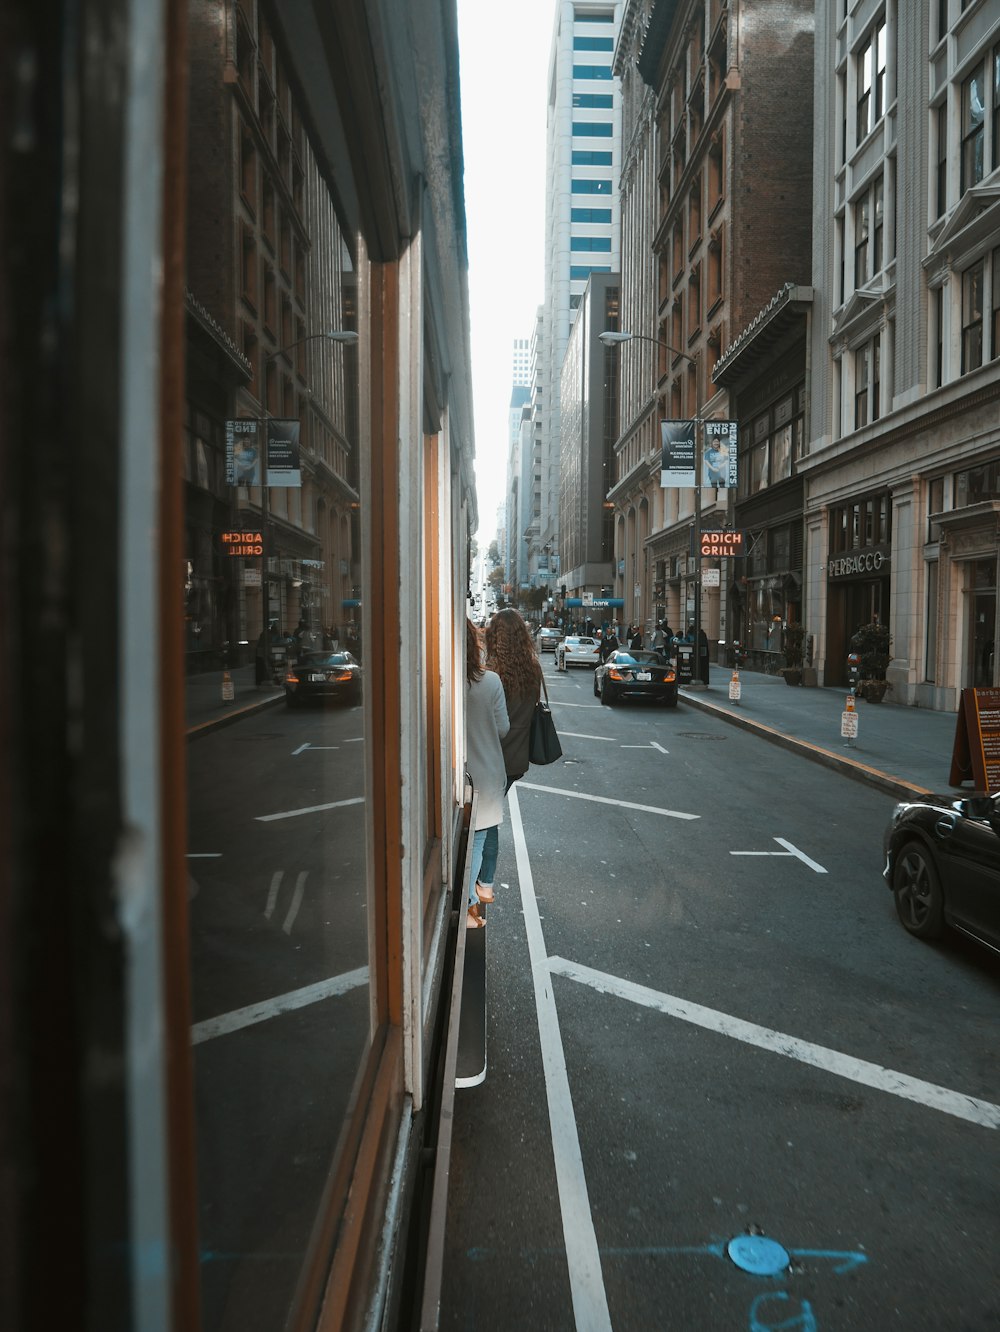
[487,539,500,565]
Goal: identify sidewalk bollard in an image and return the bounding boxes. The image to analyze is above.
[841,690,858,747]
[221,669,235,703]
[729,667,741,705]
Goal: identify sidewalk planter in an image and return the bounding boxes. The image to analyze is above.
[859,679,889,703]
[780,668,802,686]
[779,625,806,687]
[850,621,892,706]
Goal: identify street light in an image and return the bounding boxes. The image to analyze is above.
[599,328,708,689]
[258,328,359,682]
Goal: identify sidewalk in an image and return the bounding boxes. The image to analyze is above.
[679,663,963,800]
[185,663,284,737]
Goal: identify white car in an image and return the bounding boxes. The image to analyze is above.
[556,635,600,670]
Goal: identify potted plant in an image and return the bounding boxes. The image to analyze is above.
[779,624,805,686]
[850,621,892,702]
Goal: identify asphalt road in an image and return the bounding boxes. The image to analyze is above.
[441,657,1000,1331]
[186,698,371,1332]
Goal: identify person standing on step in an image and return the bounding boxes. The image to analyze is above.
[464,619,509,929]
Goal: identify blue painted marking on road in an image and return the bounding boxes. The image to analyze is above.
[465,1240,866,1273]
[790,1248,867,1275]
[748,1291,818,1331]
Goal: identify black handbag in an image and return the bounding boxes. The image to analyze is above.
[528,677,562,765]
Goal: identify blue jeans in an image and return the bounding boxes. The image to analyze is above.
[468,824,499,904]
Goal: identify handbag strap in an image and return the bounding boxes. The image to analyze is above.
[539,670,549,705]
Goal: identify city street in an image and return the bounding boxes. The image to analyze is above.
[441,658,1000,1331]
[186,701,372,1331]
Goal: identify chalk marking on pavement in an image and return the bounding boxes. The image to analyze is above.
[773,837,828,874]
[190,967,369,1045]
[282,871,308,934]
[264,870,283,920]
[560,732,616,742]
[509,786,613,1332]
[548,957,1000,1131]
[519,782,698,822]
[257,796,365,822]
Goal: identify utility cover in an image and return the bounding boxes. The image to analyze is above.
[727,1234,790,1276]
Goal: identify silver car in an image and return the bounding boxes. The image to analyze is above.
[538,626,564,652]
[556,635,600,670]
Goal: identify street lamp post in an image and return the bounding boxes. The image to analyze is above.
[599,329,707,689]
[257,328,359,683]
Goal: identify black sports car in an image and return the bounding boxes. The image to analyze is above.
[592,649,678,707]
[284,650,362,707]
[882,791,1000,954]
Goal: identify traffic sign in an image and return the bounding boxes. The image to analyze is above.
[841,710,858,739]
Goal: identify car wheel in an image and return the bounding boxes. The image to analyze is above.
[285,694,297,709]
[892,840,944,939]
[664,693,678,708]
[600,680,614,706]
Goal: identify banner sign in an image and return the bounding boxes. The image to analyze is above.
[225,418,302,487]
[698,530,745,558]
[702,420,739,488]
[661,420,696,487]
[949,687,1000,791]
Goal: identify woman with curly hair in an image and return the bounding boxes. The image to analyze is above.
[484,608,543,792]
[465,618,509,928]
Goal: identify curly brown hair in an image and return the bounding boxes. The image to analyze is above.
[466,618,484,685]
[485,608,542,699]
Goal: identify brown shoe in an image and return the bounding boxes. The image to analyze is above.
[475,881,495,904]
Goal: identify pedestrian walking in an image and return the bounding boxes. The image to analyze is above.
[484,606,543,794]
[465,619,509,929]
[600,627,619,662]
[628,624,644,651]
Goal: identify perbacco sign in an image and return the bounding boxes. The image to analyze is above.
[827,546,889,580]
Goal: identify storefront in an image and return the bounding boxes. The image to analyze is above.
[824,490,892,687]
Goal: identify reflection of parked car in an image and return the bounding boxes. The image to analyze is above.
[882,792,1000,952]
[538,627,564,653]
[285,651,362,707]
[593,650,677,707]
[556,635,600,670]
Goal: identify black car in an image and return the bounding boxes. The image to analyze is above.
[592,649,678,707]
[882,791,1000,953]
[284,650,362,708]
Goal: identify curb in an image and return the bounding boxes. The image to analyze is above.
[677,689,932,801]
[186,689,285,740]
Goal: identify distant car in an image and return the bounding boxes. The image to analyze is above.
[538,627,564,653]
[285,650,362,708]
[556,635,600,670]
[593,649,678,707]
[882,791,1000,953]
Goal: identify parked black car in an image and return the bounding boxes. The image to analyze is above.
[285,650,362,708]
[592,649,678,707]
[882,791,1000,954]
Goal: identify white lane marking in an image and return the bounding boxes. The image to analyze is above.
[190,967,369,1045]
[282,871,308,934]
[731,851,794,857]
[518,782,698,822]
[774,837,828,874]
[560,731,616,742]
[293,743,341,754]
[651,741,670,755]
[508,788,613,1330]
[257,796,365,822]
[264,871,283,920]
[548,957,1000,1131]
[620,743,655,749]
[187,853,222,858]
[551,701,602,708]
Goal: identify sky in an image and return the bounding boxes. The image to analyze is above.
[456,0,556,545]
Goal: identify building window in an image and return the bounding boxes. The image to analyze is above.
[572,65,612,80]
[936,102,948,218]
[854,195,870,287]
[569,265,611,280]
[962,259,984,372]
[261,176,275,248]
[571,178,612,193]
[708,130,724,213]
[672,223,684,280]
[573,93,613,108]
[689,177,702,247]
[571,150,612,165]
[872,174,885,274]
[956,457,1000,506]
[240,128,256,209]
[573,36,614,51]
[925,560,938,683]
[933,285,944,388]
[241,226,257,309]
[687,266,701,339]
[571,236,612,251]
[572,121,613,136]
[853,334,881,428]
[993,245,1000,360]
[961,64,985,194]
[856,20,887,143]
[571,207,611,222]
[707,229,723,310]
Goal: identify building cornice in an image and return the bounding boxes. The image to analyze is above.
[185,289,253,380]
[713,283,813,386]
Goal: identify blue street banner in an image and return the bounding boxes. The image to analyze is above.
[661,419,696,487]
[702,419,739,488]
[265,418,301,487]
[226,418,262,486]
[225,418,302,487]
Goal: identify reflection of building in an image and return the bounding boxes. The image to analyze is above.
[184,3,358,671]
[806,0,1000,703]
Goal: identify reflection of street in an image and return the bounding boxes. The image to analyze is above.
[187,702,369,1331]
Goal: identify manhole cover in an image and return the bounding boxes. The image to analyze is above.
[727,1234,790,1276]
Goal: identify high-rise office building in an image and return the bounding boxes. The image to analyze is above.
[541,2,622,578]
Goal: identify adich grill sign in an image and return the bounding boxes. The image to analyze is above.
[698,530,745,557]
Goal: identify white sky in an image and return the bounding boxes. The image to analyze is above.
[456,0,556,545]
